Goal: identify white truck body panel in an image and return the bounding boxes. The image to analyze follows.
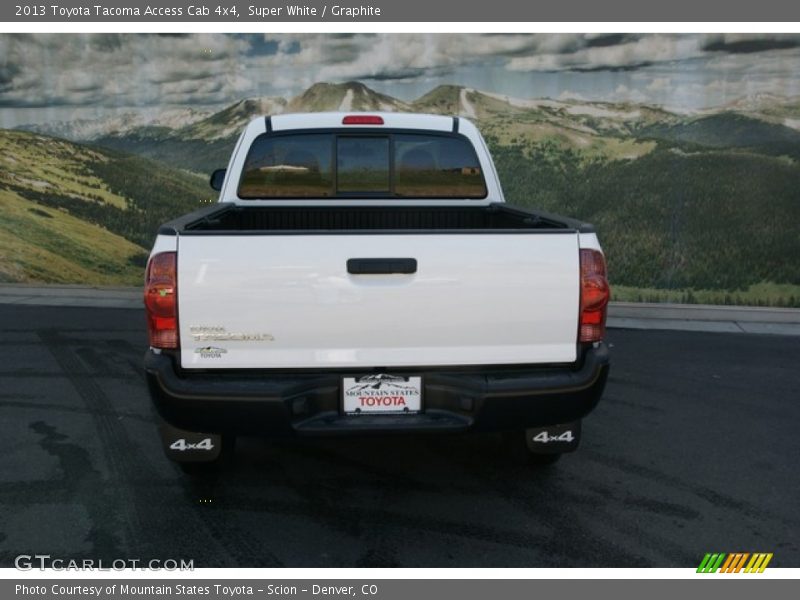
[150,233,177,255]
[578,232,602,251]
[177,233,580,369]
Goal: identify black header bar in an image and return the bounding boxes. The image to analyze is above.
[3,1,800,23]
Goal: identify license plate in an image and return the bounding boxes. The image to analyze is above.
[342,374,422,414]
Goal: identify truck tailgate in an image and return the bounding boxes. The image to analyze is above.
[177,233,580,369]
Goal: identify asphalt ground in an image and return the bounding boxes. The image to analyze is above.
[0,304,798,568]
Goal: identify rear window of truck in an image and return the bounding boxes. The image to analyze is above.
[238,132,487,199]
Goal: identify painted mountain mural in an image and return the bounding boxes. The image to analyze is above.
[2,34,800,306]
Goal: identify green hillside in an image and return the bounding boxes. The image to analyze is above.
[94,132,235,179]
[0,130,210,284]
[10,82,800,305]
[488,138,800,305]
[643,112,800,157]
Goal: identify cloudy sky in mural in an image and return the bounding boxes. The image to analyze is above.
[2,33,800,126]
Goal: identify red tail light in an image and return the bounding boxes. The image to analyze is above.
[579,249,610,343]
[342,115,384,125]
[144,252,178,349]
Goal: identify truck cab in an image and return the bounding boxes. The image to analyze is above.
[143,112,610,468]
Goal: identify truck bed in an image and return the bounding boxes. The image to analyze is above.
[159,203,594,235]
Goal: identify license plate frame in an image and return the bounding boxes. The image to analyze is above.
[342,374,423,415]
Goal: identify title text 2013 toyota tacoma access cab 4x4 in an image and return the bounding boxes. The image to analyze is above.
[143,112,610,469]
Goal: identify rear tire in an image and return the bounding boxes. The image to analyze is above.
[179,461,218,475]
[526,452,562,466]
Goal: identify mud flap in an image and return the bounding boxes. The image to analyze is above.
[159,422,222,463]
[525,420,581,454]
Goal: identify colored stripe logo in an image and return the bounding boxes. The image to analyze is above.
[697,553,773,573]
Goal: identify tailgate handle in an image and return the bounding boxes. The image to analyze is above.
[347,258,417,275]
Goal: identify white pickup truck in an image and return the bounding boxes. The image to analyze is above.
[143,112,610,468]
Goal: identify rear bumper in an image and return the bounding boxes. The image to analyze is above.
[145,344,609,436]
